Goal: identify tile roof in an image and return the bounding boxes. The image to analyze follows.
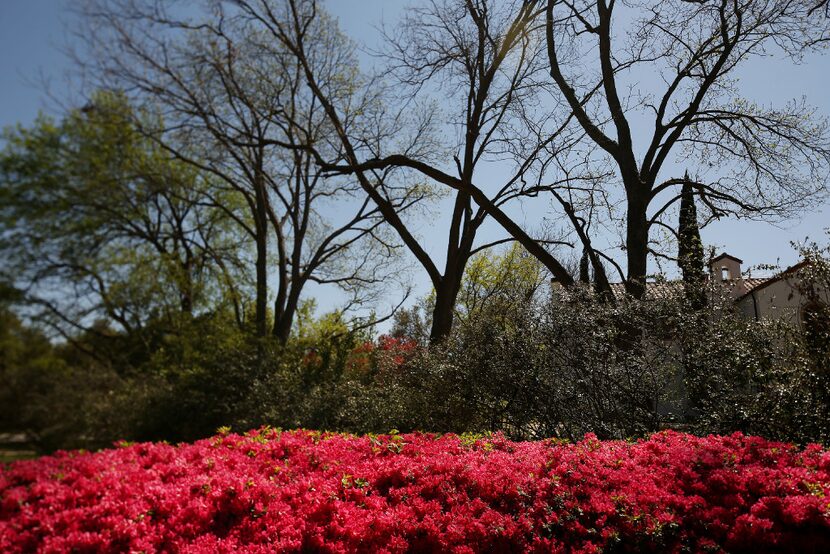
[559,259,814,302]
[711,253,744,264]
[736,261,812,301]
[741,278,768,292]
[603,277,769,301]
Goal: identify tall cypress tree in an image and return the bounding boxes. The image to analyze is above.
[579,248,591,284]
[678,174,706,309]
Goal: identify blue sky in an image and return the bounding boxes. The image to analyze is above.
[2,0,829,315]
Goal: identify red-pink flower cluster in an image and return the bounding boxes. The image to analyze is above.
[347,335,419,374]
[2,429,829,552]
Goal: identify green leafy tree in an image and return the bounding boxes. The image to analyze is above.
[0,91,247,346]
[390,243,550,343]
[456,243,548,323]
[0,286,59,436]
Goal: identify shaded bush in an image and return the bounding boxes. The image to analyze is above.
[3,250,829,451]
[373,277,830,444]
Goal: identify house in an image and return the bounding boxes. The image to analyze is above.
[560,251,829,331]
[710,253,830,329]
[549,250,829,423]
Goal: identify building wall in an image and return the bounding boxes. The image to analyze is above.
[736,272,830,327]
[712,257,742,283]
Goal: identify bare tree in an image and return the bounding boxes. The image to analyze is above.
[235,0,597,340]
[542,0,830,298]
[808,0,830,19]
[79,0,411,340]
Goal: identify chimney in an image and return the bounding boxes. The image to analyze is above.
[709,253,743,282]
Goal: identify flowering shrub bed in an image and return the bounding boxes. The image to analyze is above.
[1,429,829,553]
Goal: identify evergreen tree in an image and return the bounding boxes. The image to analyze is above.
[678,174,706,309]
[579,249,591,284]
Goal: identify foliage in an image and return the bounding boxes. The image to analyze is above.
[383,286,680,440]
[677,181,706,309]
[4,235,830,453]
[0,307,66,439]
[390,243,550,344]
[682,242,830,444]
[793,236,830,370]
[376,249,830,444]
[0,91,246,341]
[2,429,829,553]
[455,243,549,322]
[3,2,830,499]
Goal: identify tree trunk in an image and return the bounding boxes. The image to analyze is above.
[430,272,463,343]
[179,258,194,315]
[430,285,455,343]
[180,291,193,314]
[273,289,300,344]
[254,226,268,337]
[579,249,590,283]
[252,169,271,338]
[625,193,649,300]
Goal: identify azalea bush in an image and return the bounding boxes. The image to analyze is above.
[2,428,829,553]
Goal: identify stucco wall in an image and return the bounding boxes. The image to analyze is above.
[736,272,830,327]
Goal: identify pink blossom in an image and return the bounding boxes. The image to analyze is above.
[1,429,828,552]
